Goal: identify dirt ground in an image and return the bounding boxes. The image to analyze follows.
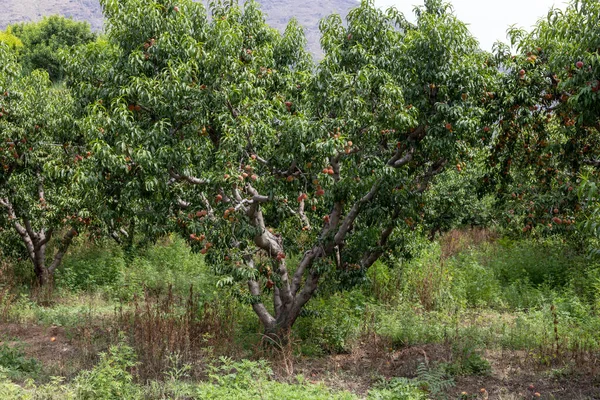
[1,322,599,399]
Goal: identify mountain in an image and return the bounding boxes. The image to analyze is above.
[0,0,359,55]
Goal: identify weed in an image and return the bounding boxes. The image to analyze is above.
[0,343,40,379]
[73,341,140,400]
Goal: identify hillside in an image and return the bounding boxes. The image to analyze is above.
[0,0,358,55]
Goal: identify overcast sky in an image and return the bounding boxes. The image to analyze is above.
[373,0,569,51]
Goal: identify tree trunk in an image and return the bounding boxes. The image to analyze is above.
[32,245,52,286]
[1,199,76,287]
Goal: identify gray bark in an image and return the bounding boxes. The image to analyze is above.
[0,197,76,286]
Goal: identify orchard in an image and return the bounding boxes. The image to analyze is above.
[1,0,599,343]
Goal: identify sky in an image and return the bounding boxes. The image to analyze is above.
[373,0,569,51]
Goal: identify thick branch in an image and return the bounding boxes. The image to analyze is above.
[584,158,600,168]
[291,247,321,295]
[333,180,381,245]
[388,147,414,168]
[48,228,78,273]
[298,199,310,229]
[37,229,54,247]
[111,231,123,244]
[415,158,448,193]
[24,219,38,241]
[361,208,401,269]
[37,172,45,202]
[288,272,320,326]
[169,170,207,185]
[245,185,294,307]
[245,258,276,329]
[176,198,191,208]
[291,180,381,295]
[1,198,34,258]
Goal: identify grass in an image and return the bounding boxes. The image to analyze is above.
[1,229,599,399]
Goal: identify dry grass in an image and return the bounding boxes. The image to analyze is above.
[113,284,240,381]
[0,259,16,322]
[440,227,498,259]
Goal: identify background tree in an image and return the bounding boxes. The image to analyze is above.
[9,16,96,81]
[486,0,599,237]
[0,44,88,285]
[0,27,23,51]
[422,157,494,241]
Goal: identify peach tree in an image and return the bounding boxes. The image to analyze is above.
[487,0,600,236]
[66,0,497,337]
[0,44,89,285]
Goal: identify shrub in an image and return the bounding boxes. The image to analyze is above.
[195,357,357,399]
[0,344,40,379]
[487,238,579,288]
[448,253,501,309]
[294,291,367,354]
[369,363,453,400]
[376,304,451,346]
[400,245,454,312]
[56,241,125,292]
[73,342,140,400]
[368,377,427,400]
[123,236,215,300]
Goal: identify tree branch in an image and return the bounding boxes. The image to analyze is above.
[244,185,293,307]
[176,198,191,208]
[48,228,78,273]
[37,229,54,247]
[361,208,401,269]
[333,179,381,246]
[291,180,381,295]
[298,198,310,229]
[583,158,600,168]
[1,198,35,260]
[169,170,207,185]
[388,147,415,168]
[37,172,45,202]
[245,258,276,329]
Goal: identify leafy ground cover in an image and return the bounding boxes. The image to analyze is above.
[1,230,598,399]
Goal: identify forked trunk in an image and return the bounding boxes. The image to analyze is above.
[1,200,77,287]
[32,248,52,286]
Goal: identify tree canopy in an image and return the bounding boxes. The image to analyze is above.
[9,15,96,81]
[0,43,88,284]
[62,0,499,335]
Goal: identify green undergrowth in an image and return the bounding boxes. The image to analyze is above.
[56,235,218,301]
[2,233,599,399]
[0,343,429,400]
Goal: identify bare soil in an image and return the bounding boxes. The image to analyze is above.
[1,321,599,399]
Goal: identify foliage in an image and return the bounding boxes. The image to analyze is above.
[56,240,126,292]
[294,290,366,354]
[9,16,96,81]
[55,235,216,300]
[0,374,75,400]
[62,0,500,335]
[579,175,600,257]
[369,363,453,400]
[194,357,356,399]
[125,235,215,298]
[73,341,141,400]
[0,28,23,51]
[445,340,491,376]
[486,0,600,238]
[368,377,428,400]
[0,43,89,284]
[0,344,40,379]
[422,156,495,240]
